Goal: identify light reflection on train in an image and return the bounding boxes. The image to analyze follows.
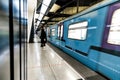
[0,0,27,80]
[0,0,27,53]
[48,0,120,80]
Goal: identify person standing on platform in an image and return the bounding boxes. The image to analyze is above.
[40,27,47,47]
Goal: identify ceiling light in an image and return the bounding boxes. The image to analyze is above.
[50,4,61,12]
[41,21,45,24]
[38,13,44,21]
[37,0,52,22]
[40,4,48,14]
[36,21,40,26]
[43,16,49,20]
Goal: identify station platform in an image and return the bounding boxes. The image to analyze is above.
[27,40,83,80]
[0,35,108,80]
[27,35,107,80]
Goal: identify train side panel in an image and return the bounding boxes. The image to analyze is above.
[49,24,58,42]
[64,7,108,54]
[48,1,120,80]
[96,3,120,80]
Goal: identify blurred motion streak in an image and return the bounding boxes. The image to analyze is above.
[0,0,27,80]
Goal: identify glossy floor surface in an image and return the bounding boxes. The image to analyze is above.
[27,36,84,80]
[0,35,83,80]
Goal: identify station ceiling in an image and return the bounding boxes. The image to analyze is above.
[36,0,102,27]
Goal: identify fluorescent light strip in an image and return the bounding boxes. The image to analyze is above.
[38,13,44,21]
[37,21,40,26]
[40,4,48,14]
[43,0,52,6]
[37,0,52,24]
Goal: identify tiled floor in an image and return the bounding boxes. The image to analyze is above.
[0,35,83,80]
[27,36,84,80]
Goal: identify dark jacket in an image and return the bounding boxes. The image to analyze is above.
[40,29,47,43]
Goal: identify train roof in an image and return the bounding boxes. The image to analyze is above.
[56,0,119,23]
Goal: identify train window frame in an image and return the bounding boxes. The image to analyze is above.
[68,21,88,40]
[57,23,64,40]
[51,28,56,36]
[107,8,120,45]
[102,3,120,51]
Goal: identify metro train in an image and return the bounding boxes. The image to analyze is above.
[47,0,120,80]
[0,0,27,80]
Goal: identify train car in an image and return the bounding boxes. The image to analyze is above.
[0,0,27,80]
[47,0,120,80]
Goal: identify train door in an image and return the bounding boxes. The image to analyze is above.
[100,2,120,79]
[10,0,28,80]
[0,0,27,80]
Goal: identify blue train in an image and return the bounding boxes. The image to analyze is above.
[47,0,120,80]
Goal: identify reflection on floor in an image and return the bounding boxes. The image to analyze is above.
[27,40,84,80]
[0,34,84,80]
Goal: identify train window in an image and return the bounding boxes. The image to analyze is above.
[107,8,120,45]
[58,26,60,37]
[68,21,88,40]
[60,24,63,38]
[51,28,55,36]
